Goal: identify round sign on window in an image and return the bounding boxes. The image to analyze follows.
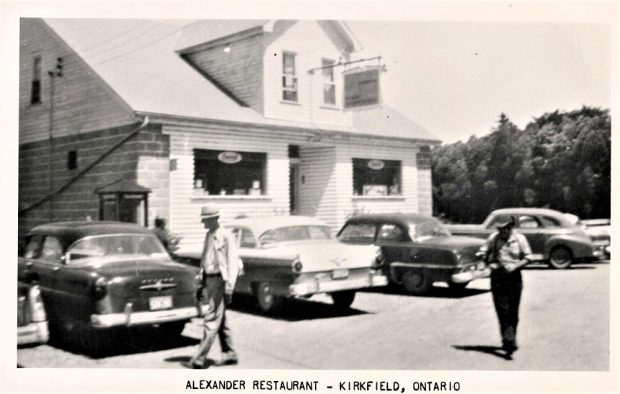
[367,159,385,170]
[218,151,242,164]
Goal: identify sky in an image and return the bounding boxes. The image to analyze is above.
[348,19,612,143]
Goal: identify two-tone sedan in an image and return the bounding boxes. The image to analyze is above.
[18,221,203,350]
[337,213,485,295]
[176,216,387,313]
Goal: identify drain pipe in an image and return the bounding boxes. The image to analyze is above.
[19,116,150,217]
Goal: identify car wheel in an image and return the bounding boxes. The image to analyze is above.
[254,282,283,313]
[402,270,432,295]
[548,246,573,269]
[330,290,356,308]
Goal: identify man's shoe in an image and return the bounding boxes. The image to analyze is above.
[181,359,208,369]
[216,356,238,366]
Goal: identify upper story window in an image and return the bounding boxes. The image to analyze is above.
[322,58,336,105]
[282,52,298,102]
[31,56,42,104]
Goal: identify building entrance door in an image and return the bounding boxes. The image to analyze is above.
[289,162,300,215]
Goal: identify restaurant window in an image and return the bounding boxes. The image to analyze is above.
[322,58,336,105]
[352,158,402,196]
[194,149,267,196]
[31,56,41,104]
[282,52,298,102]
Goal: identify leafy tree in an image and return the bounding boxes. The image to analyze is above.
[432,107,610,222]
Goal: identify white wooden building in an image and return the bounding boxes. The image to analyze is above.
[19,19,440,247]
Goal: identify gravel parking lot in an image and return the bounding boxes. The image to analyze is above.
[17,261,609,371]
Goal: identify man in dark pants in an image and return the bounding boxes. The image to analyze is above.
[481,216,532,359]
[183,205,243,369]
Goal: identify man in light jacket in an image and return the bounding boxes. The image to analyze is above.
[183,205,243,369]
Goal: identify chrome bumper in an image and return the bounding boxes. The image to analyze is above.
[288,271,388,297]
[17,321,49,345]
[90,304,208,328]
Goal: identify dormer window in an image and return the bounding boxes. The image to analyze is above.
[31,56,41,104]
[322,58,336,105]
[282,52,298,102]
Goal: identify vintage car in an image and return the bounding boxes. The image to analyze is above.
[446,208,596,269]
[337,213,485,295]
[565,216,610,260]
[17,282,49,346]
[18,221,203,348]
[175,216,387,313]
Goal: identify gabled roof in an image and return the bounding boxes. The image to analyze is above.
[175,19,269,52]
[40,18,440,143]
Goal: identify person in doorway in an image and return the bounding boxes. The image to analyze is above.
[183,205,243,369]
[480,216,532,359]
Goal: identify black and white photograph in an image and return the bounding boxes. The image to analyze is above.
[2,1,617,392]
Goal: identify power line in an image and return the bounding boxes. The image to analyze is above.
[55,24,182,70]
[74,21,149,54]
[90,27,183,67]
[81,23,164,61]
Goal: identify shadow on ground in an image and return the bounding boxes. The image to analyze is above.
[229,294,369,322]
[452,344,512,360]
[362,283,489,299]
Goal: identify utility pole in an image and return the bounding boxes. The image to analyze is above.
[47,57,63,222]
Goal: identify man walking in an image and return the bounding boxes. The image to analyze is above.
[183,205,243,369]
[481,216,532,359]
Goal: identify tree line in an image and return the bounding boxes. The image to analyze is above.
[431,106,611,223]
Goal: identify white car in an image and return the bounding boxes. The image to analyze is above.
[176,216,387,313]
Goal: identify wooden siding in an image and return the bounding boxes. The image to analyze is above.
[184,33,264,114]
[19,19,135,145]
[165,125,291,249]
[164,121,428,245]
[334,144,422,230]
[298,146,339,231]
[263,20,353,127]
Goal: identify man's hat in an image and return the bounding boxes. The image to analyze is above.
[200,205,220,219]
[495,216,515,229]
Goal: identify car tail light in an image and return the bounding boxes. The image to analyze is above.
[373,249,385,268]
[29,286,47,322]
[292,258,303,273]
[94,277,108,299]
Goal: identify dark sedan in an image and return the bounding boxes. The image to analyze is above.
[18,221,202,350]
[337,213,485,295]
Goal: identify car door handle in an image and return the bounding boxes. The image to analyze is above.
[53,266,60,272]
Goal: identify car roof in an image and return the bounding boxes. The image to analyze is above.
[224,216,328,237]
[29,221,154,245]
[491,208,567,219]
[343,213,438,227]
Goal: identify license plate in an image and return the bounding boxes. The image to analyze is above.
[332,269,349,279]
[149,295,172,310]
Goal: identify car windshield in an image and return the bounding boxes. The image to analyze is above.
[409,220,451,240]
[258,225,332,245]
[66,234,169,264]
